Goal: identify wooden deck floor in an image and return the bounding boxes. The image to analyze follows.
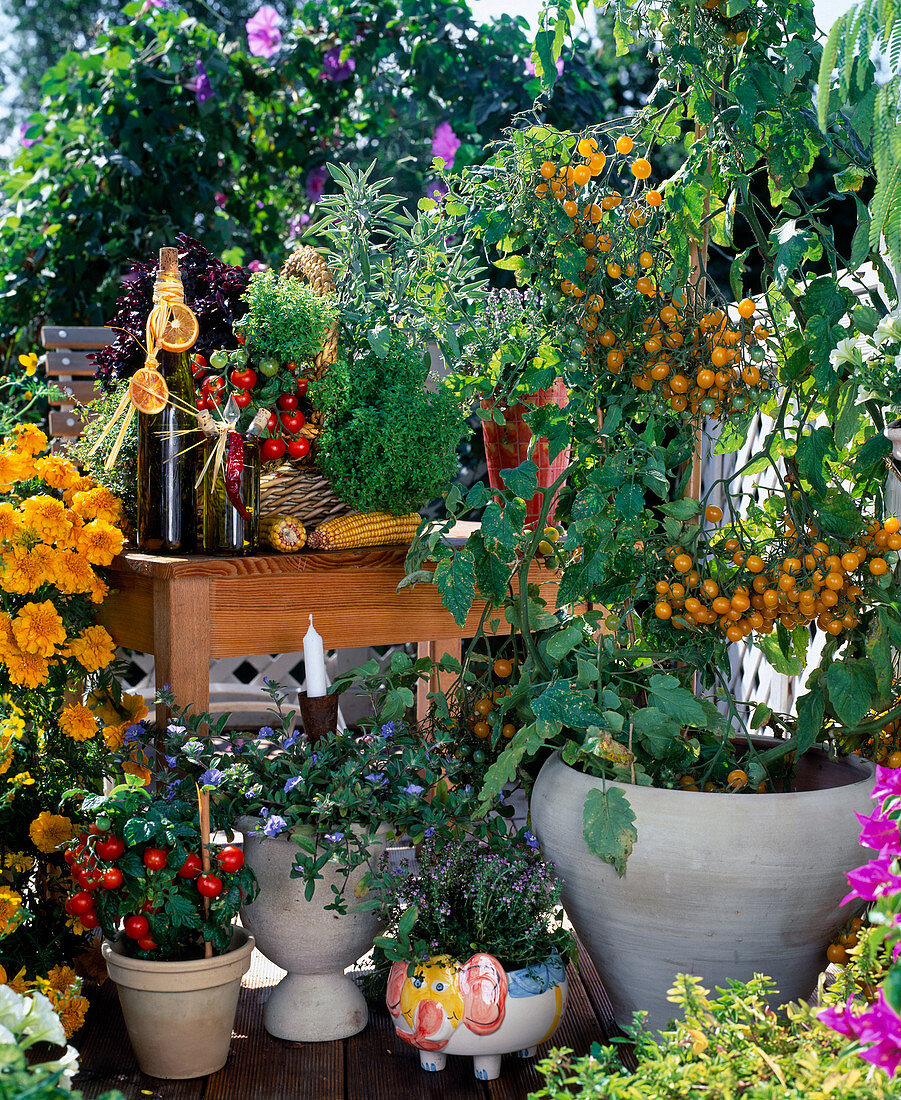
[73,943,619,1100]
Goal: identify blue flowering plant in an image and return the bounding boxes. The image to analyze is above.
[160,680,487,915]
[60,771,258,961]
[374,833,575,971]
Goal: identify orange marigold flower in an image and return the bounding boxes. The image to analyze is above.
[11,600,66,656]
[28,811,73,853]
[66,625,115,673]
[75,520,123,567]
[59,703,97,742]
[34,454,80,492]
[5,647,50,688]
[11,424,48,457]
[19,495,72,545]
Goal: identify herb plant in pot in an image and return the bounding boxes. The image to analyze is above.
[378,835,574,1081]
[64,774,258,1080]
[167,679,482,1042]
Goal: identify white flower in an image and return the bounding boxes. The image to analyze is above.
[875,312,901,347]
[829,337,865,369]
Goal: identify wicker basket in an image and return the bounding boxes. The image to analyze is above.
[259,463,350,531]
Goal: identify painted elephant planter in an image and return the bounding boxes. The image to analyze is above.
[386,953,567,1081]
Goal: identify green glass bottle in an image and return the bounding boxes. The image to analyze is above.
[136,248,198,553]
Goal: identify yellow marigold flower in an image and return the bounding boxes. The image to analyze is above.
[29,811,73,853]
[0,886,23,936]
[69,487,123,526]
[19,495,72,546]
[6,771,35,785]
[75,519,123,567]
[33,454,79,492]
[4,646,50,688]
[3,851,33,873]
[59,703,97,742]
[66,625,115,673]
[0,450,28,492]
[52,550,96,595]
[56,993,90,1039]
[0,502,19,543]
[12,600,66,657]
[17,353,39,378]
[11,423,47,455]
[103,722,128,752]
[73,944,107,984]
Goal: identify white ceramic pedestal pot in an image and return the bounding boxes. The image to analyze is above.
[386,953,567,1081]
[237,816,384,1042]
[531,749,875,1032]
[102,927,254,1079]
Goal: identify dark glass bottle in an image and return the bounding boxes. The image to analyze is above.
[136,250,198,553]
[201,438,261,556]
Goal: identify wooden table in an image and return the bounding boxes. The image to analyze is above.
[98,524,561,726]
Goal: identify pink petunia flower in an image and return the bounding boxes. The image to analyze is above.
[431,122,461,169]
[247,6,282,59]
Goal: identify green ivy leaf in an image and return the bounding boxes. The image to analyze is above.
[582,787,637,877]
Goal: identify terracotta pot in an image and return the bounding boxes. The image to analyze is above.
[481,379,569,526]
[102,927,253,1079]
[387,952,567,1081]
[531,748,875,1031]
[236,816,385,1041]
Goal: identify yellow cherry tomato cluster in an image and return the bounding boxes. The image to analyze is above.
[652,511,898,644]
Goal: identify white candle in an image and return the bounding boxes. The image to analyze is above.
[303,615,328,698]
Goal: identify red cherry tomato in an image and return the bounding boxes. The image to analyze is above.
[101,867,123,889]
[124,914,150,940]
[234,391,252,409]
[66,891,95,916]
[197,874,224,898]
[230,369,258,390]
[143,847,169,870]
[286,438,310,459]
[79,909,99,929]
[277,393,298,410]
[280,412,305,435]
[261,437,287,462]
[95,835,125,861]
[136,936,158,951]
[217,846,245,873]
[177,853,203,879]
[295,378,309,397]
[77,868,103,891]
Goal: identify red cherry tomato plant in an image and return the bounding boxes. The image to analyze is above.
[64,778,257,960]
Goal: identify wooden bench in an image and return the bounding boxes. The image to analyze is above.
[40,325,113,444]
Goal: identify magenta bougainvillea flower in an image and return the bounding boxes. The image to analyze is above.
[246,6,282,59]
[305,166,328,203]
[321,46,355,81]
[431,122,461,168]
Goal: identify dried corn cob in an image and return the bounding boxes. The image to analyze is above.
[308,512,420,550]
[260,513,307,553]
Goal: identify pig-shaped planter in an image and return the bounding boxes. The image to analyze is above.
[386,952,567,1081]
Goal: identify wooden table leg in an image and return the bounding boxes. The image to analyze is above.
[416,638,463,722]
[152,574,211,730]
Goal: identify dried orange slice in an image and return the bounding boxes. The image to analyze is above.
[129,367,169,414]
[153,302,199,353]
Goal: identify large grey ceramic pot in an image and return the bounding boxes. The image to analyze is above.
[531,748,875,1032]
[237,816,385,1042]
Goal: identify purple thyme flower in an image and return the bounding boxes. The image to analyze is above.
[261,814,288,837]
[306,166,328,204]
[431,122,461,169]
[321,46,355,81]
[284,775,302,793]
[198,768,224,788]
[247,6,282,59]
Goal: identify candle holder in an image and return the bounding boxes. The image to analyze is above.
[298,692,339,746]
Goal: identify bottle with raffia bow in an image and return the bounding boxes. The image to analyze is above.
[199,406,268,555]
[136,247,200,553]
